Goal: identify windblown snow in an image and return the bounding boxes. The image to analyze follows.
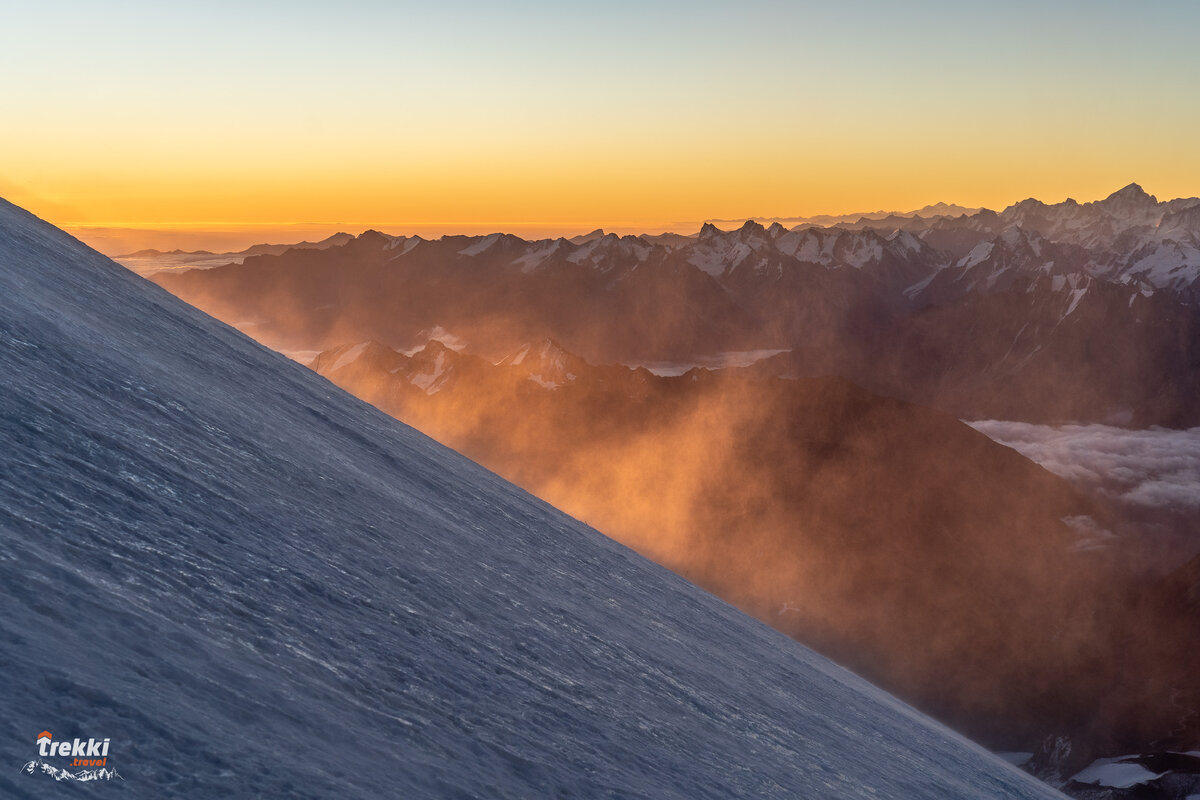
[0,198,1063,799]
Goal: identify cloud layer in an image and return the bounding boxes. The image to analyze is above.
[969,421,1200,511]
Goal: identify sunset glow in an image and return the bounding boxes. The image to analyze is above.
[5,0,1200,250]
[8,2,1200,792]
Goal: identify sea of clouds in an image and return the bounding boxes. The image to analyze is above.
[968,421,1200,512]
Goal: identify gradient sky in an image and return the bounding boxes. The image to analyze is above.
[3,0,1199,240]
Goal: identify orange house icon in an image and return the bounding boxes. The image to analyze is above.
[37,731,52,741]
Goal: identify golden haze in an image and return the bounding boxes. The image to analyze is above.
[14,145,1200,256]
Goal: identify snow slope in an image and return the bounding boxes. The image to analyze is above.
[0,197,1063,798]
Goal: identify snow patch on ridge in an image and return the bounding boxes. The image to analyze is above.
[459,233,501,256]
[329,341,371,372]
[410,350,449,394]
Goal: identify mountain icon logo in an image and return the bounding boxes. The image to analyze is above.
[25,729,117,781]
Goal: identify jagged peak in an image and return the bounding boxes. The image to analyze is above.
[534,336,572,359]
[699,222,724,239]
[997,226,1037,247]
[885,228,923,249]
[498,337,579,373]
[567,229,605,245]
[353,229,393,247]
[416,338,455,355]
[1104,182,1155,204]
[310,340,401,374]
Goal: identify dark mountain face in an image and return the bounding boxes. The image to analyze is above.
[308,337,1199,762]
[766,273,1200,428]
[1081,552,1200,757]
[155,185,1200,426]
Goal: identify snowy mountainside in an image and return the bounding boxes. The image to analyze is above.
[910,183,1200,292]
[0,198,1064,797]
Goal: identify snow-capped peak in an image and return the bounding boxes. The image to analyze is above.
[499,338,579,388]
[1103,182,1156,206]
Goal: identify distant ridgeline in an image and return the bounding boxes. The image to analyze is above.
[157,183,1200,427]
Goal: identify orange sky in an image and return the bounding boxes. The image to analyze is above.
[4,1,1199,254]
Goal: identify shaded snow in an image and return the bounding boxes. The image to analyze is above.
[774,229,886,269]
[687,240,753,276]
[510,239,563,273]
[400,326,467,355]
[508,344,530,366]
[1063,288,1087,317]
[409,350,449,394]
[329,341,371,372]
[458,232,501,256]
[387,235,422,254]
[961,241,995,269]
[1071,757,1165,789]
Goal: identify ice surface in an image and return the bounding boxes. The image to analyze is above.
[0,198,1064,798]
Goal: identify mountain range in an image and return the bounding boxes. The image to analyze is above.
[155,183,1200,427]
[115,232,353,276]
[703,201,982,229]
